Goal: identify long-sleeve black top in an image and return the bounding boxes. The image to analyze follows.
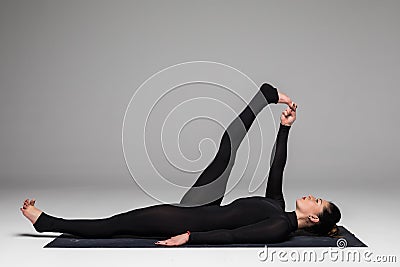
[187,123,297,244]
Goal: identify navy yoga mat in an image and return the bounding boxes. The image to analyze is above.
[44,225,367,248]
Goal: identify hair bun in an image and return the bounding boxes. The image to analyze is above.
[327,224,340,237]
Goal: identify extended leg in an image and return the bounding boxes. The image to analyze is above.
[29,201,248,238]
[31,204,203,238]
[178,83,279,207]
[22,198,214,238]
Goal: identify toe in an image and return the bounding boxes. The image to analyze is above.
[290,102,297,111]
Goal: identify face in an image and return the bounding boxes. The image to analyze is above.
[296,194,330,218]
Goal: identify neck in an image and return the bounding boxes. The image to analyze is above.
[295,209,309,229]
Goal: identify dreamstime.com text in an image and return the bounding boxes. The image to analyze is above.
[257,239,397,263]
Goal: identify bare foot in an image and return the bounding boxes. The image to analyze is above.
[20,198,42,224]
[277,91,298,111]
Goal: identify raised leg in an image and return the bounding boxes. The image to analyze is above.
[178,83,279,207]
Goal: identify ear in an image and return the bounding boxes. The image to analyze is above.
[308,215,320,224]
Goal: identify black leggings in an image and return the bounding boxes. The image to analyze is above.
[33,84,280,238]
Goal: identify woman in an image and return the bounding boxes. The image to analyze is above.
[20,83,341,246]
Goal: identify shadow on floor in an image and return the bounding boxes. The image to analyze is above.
[14,233,60,238]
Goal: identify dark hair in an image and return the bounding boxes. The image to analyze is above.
[304,201,342,238]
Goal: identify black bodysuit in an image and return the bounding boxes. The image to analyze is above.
[33,83,298,244]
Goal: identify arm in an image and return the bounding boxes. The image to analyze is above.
[264,123,291,209]
[155,217,290,246]
[265,107,297,209]
[188,217,289,244]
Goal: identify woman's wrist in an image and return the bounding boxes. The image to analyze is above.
[280,122,292,128]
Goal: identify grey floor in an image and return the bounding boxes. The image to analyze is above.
[2,181,399,267]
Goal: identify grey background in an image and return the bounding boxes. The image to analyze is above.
[1,0,399,266]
